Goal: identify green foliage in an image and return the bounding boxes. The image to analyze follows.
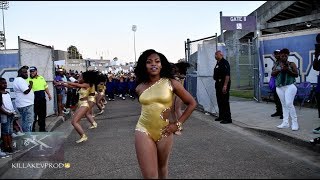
[229,89,253,99]
[67,45,83,59]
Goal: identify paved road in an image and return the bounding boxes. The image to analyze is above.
[2,98,320,179]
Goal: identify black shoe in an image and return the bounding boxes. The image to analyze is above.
[220,120,232,124]
[310,137,320,145]
[313,127,320,134]
[271,112,281,117]
[280,115,283,119]
[215,117,222,121]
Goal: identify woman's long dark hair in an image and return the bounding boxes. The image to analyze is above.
[82,71,98,87]
[175,62,190,75]
[134,49,174,85]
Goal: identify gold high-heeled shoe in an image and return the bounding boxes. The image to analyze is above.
[76,134,88,143]
[89,122,97,129]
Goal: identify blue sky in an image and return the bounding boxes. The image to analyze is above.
[5,1,265,63]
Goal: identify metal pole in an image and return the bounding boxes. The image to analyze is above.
[248,38,252,87]
[235,31,240,88]
[187,38,191,64]
[2,5,5,50]
[220,11,224,44]
[215,32,218,51]
[134,31,136,63]
[184,41,187,62]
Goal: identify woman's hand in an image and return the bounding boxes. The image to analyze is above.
[161,122,178,137]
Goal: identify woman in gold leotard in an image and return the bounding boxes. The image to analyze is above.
[134,49,197,179]
[62,71,97,143]
[86,75,98,128]
[95,73,107,115]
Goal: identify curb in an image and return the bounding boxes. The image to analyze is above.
[243,126,320,153]
[196,105,320,153]
[48,116,66,132]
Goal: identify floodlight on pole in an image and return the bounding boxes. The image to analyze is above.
[132,25,137,62]
[0,1,9,50]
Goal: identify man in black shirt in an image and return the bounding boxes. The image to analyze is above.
[213,50,232,124]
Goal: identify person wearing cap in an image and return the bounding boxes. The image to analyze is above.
[12,66,34,133]
[270,49,283,119]
[271,48,299,131]
[27,66,52,132]
[54,68,68,117]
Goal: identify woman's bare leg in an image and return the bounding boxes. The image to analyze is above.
[71,106,89,136]
[156,134,174,179]
[96,94,103,111]
[135,131,159,179]
[86,102,96,125]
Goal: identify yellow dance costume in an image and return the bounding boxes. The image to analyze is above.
[88,85,96,103]
[97,84,106,96]
[135,78,174,142]
[78,87,90,108]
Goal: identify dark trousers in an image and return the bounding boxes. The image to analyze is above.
[108,91,114,99]
[316,92,320,118]
[33,97,47,131]
[274,91,283,114]
[66,89,78,108]
[215,81,232,121]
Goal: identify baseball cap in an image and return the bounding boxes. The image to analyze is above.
[29,66,37,71]
[273,49,281,54]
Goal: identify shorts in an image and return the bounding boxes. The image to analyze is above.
[57,88,67,104]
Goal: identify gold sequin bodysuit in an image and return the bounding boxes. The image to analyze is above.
[135,78,174,142]
[78,87,90,107]
[88,85,96,103]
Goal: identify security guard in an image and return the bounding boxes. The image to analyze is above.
[27,66,52,132]
[213,50,232,124]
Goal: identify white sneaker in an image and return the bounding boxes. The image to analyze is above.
[291,124,299,131]
[0,151,9,158]
[12,133,18,138]
[17,132,25,136]
[97,110,104,115]
[63,110,70,114]
[122,97,126,100]
[277,122,290,129]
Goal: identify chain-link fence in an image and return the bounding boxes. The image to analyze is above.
[185,34,257,114]
[224,38,254,89]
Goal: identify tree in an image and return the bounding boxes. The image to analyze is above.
[67,45,83,59]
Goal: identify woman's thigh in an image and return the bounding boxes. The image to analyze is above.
[135,131,158,177]
[156,134,174,167]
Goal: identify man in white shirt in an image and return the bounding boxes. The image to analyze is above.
[12,66,34,133]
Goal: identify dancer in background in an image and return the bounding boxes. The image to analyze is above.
[61,71,97,143]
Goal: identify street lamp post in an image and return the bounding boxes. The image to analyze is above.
[132,25,137,63]
[0,1,9,50]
